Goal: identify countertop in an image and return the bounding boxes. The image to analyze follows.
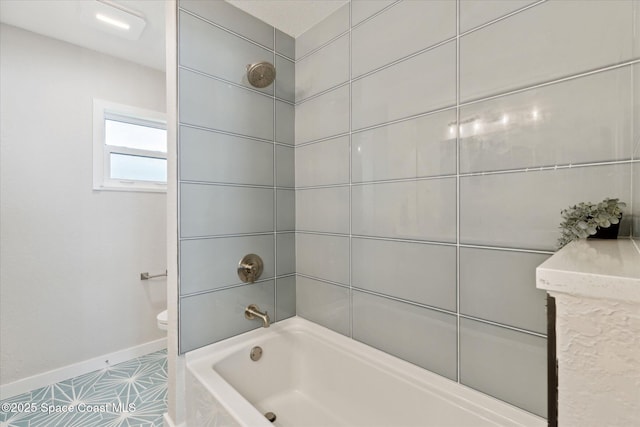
[536,238,640,303]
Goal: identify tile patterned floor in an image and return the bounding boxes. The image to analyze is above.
[0,349,167,427]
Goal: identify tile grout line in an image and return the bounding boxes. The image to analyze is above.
[176,10,183,354]
[180,230,557,255]
[455,0,462,385]
[182,275,294,299]
[294,57,640,130]
[273,27,279,323]
[291,159,639,191]
[297,273,547,339]
[179,122,293,146]
[458,0,548,38]
[178,7,281,57]
[348,0,354,339]
[179,65,294,105]
[294,54,640,131]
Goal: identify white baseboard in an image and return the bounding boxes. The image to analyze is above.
[0,338,167,400]
[163,412,185,427]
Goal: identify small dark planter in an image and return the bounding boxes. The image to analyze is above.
[588,218,621,240]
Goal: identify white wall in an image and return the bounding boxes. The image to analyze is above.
[0,24,167,386]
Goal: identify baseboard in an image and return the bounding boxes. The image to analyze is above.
[0,338,167,400]
[163,412,185,427]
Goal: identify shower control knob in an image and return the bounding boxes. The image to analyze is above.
[237,254,264,283]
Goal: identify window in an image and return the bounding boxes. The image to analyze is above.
[93,99,167,192]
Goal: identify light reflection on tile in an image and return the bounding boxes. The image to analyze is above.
[352,110,457,182]
[460,66,634,173]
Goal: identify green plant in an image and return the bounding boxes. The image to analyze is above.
[557,198,625,248]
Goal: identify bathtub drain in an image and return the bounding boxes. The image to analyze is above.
[250,346,263,361]
[264,412,276,423]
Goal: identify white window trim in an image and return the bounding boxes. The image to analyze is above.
[93,98,167,193]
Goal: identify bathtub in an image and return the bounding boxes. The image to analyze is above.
[186,317,545,427]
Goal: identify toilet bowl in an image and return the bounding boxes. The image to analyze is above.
[157,310,168,331]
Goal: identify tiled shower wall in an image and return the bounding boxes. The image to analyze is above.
[177,0,296,353]
[294,0,639,418]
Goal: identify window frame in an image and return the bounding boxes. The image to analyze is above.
[93,99,167,193]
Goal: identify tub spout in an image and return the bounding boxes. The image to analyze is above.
[245,304,270,328]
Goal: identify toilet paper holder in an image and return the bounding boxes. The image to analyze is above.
[140,270,167,280]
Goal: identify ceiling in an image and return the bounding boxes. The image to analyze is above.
[228,0,347,38]
[0,0,347,72]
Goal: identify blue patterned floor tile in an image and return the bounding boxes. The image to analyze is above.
[0,349,167,427]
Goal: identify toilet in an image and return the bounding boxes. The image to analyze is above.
[157,310,168,331]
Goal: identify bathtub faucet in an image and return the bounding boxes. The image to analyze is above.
[244,304,270,328]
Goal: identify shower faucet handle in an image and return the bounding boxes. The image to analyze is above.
[237,254,264,283]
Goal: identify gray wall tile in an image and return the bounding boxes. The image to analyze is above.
[296,233,349,285]
[352,0,455,78]
[352,179,457,242]
[460,318,547,418]
[296,187,350,234]
[296,136,350,187]
[296,3,349,59]
[459,0,537,33]
[180,281,275,352]
[460,67,635,173]
[275,29,295,59]
[180,126,273,185]
[180,235,275,295]
[177,1,292,355]
[276,189,295,231]
[296,85,349,144]
[460,0,634,101]
[179,0,274,49]
[296,276,350,336]
[180,183,274,238]
[352,41,456,130]
[179,68,273,140]
[353,291,457,381]
[634,63,640,239]
[351,0,395,27]
[352,238,456,311]
[276,233,296,276]
[460,164,632,250]
[177,0,636,417]
[275,145,295,188]
[460,248,548,333]
[275,101,294,145]
[296,34,349,102]
[276,276,296,321]
[633,162,640,239]
[179,11,273,95]
[275,55,295,102]
[352,110,457,183]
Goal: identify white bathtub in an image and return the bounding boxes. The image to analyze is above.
[186,317,545,427]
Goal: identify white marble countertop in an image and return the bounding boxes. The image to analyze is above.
[536,238,640,303]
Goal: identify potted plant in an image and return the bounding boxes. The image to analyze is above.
[557,198,626,248]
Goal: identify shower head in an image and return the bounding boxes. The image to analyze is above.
[246,61,276,88]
